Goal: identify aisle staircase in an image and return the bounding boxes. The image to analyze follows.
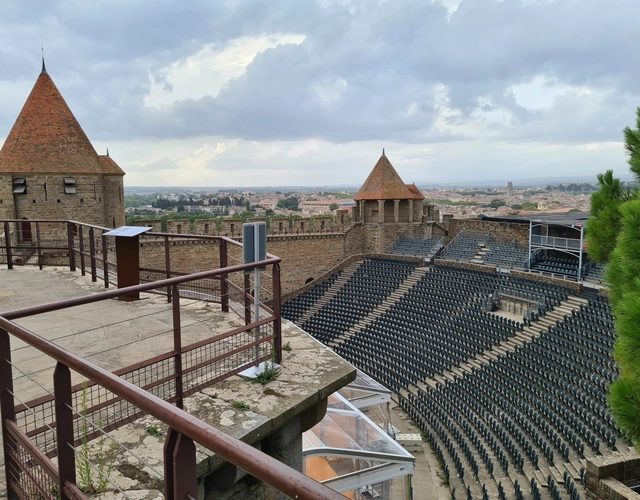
[328,266,431,347]
[296,261,363,324]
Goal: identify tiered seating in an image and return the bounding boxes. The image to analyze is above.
[440,233,487,261]
[333,265,570,390]
[532,256,580,278]
[388,236,442,257]
[283,260,618,498]
[399,295,621,500]
[281,272,341,322]
[301,258,416,344]
[586,263,605,282]
[483,243,528,268]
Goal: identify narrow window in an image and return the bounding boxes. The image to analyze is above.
[64,177,77,194]
[13,178,27,194]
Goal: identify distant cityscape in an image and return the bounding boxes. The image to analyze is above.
[124,181,602,222]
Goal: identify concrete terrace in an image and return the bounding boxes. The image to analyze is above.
[0,265,356,499]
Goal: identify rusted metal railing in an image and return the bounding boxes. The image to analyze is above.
[0,255,340,499]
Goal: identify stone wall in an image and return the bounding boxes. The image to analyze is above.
[510,269,583,294]
[12,174,107,227]
[138,238,223,274]
[166,219,191,234]
[266,233,350,293]
[135,226,368,296]
[443,217,530,245]
[437,259,498,273]
[361,221,437,253]
[1,173,124,229]
[0,175,15,219]
[133,219,163,232]
[103,175,125,229]
[586,450,640,499]
[269,218,290,235]
[194,219,217,235]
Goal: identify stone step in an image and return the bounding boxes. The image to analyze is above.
[548,465,565,484]
[297,261,363,324]
[331,265,431,346]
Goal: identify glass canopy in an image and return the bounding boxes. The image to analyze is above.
[303,392,414,499]
[338,369,393,435]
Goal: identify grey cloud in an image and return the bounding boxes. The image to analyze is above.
[2,0,640,147]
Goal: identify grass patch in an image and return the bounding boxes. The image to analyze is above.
[146,426,162,437]
[232,400,250,411]
[282,342,292,352]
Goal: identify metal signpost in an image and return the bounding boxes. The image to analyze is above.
[240,222,275,377]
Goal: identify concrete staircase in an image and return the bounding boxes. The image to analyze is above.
[470,242,489,265]
[451,296,587,376]
[329,266,431,346]
[297,261,363,325]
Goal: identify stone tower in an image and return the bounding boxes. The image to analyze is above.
[0,60,125,229]
[352,151,428,253]
[352,150,425,224]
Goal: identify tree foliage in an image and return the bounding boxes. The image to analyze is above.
[606,200,640,447]
[585,170,632,264]
[276,196,300,211]
[624,107,640,181]
[605,107,640,449]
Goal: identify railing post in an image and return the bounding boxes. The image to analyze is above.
[4,221,13,270]
[78,225,85,276]
[164,429,197,500]
[244,273,251,325]
[54,362,77,500]
[272,262,282,364]
[172,285,184,410]
[220,239,229,313]
[102,234,109,288]
[89,227,97,282]
[0,329,18,500]
[165,236,172,304]
[67,222,75,271]
[36,222,43,270]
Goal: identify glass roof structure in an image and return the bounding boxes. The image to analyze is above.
[339,369,393,435]
[303,392,414,499]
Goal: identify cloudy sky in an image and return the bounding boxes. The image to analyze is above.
[1,0,638,187]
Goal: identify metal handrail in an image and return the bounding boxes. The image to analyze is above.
[0,314,343,499]
[0,258,342,499]
[1,258,278,321]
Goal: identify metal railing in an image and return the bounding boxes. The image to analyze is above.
[530,234,582,251]
[0,233,344,499]
[438,230,488,261]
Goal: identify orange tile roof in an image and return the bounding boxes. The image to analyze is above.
[98,155,125,175]
[406,184,425,200]
[0,65,123,176]
[354,153,425,200]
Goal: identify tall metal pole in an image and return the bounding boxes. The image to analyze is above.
[254,224,261,361]
[578,225,584,281]
[528,221,532,270]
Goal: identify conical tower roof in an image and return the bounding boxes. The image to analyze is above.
[0,64,123,175]
[354,152,424,201]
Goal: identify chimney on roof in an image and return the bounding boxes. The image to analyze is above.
[382,148,385,156]
[106,148,110,157]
